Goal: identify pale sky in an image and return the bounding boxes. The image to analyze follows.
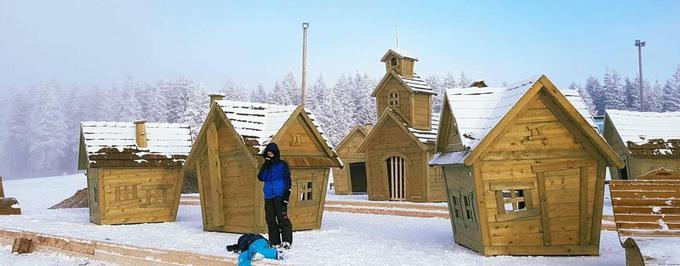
[1,0,679,92]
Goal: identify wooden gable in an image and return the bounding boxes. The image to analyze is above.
[336,126,368,157]
[435,96,464,153]
[272,106,342,168]
[184,103,258,170]
[464,76,623,168]
[357,108,428,153]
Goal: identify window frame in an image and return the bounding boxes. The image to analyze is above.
[490,181,540,222]
[387,90,400,107]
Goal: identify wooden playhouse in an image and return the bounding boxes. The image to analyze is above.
[78,121,192,225]
[356,48,446,202]
[184,97,342,233]
[603,110,680,180]
[333,124,371,195]
[429,75,624,256]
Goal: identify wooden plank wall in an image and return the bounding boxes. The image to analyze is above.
[365,117,428,201]
[477,96,600,255]
[334,130,367,195]
[98,168,181,225]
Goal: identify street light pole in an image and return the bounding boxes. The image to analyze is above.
[635,39,646,111]
[301,22,309,107]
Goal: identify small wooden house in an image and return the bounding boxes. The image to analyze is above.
[333,124,371,195]
[78,121,192,225]
[184,97,342,233]
[429,75,624,256]
[356,48,446,202]
[603,110,680,180]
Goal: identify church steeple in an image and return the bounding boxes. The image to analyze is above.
[380,49,417,78]
[372,48,435,130]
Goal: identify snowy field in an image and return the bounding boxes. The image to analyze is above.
[0,245,112,266]
[0,174,626,265]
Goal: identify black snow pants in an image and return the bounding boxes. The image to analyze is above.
[264,196,293,246]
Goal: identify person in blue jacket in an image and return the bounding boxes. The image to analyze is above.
[257,142,293,248]
[227,233,284,266]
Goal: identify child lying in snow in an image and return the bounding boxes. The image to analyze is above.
[227,233,285,266]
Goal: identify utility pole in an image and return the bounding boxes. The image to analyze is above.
[301,22,309,107]
[635,39,646,111]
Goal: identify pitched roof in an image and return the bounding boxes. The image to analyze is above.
[215,100,336,155]
[430,75,619,167]
[371,71,436,96]
[401,74,436,94]
[401,113,440,145]
[444,76,596,151]
[605,110,680,145]
[380,48,417,62]
[81,121,192,157]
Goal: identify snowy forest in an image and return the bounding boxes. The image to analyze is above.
[1,66,679,178]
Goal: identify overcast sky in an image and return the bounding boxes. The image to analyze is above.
[1,0,679,92]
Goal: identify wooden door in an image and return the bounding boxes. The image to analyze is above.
[532,160,594,246]
[386,156,405,200]
[349,162,367,193]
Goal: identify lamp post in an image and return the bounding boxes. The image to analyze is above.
[301,22,309,107]
[635,39,646,111]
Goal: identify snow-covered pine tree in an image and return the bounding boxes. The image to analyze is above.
[180,85,209,138]
[99,84,124,121]
[118,77,143,121]
[164,78,194,123]
[250,83,268,103]
[442,72,458,88]
[281,72,301,105]
[4,89,32,177]
[569,82,596,116]
[353,73,376,127]
[148,80,170,122]
[310,77,336,146]
[602,69,626,111]
[458,72,471,87]
[222,78,248,102]
[623,77,641,111]
[662,66,680,112]
[0,89,8,174]
[305,76,326,113]
[269,81,292,105]
[584,76,604,115]
[328,74,356,145]
[644,80,663,112]
[28,81,69,176]
[425,75,445,114]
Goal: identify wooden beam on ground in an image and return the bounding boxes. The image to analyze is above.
[12,237,33,254]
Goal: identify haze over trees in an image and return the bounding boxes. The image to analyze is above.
[1,66,679,178]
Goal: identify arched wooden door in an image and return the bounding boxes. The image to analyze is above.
[385,156,405,200]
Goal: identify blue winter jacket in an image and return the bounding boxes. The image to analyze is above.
[257,143,291,200]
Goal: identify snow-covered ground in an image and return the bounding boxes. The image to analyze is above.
[1,174,626,265]
[0,245,112,266]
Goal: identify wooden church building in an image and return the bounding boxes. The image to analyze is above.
[184,96,342,233]
[356,48,446,202]
[603,110,680,180]
[429,75,624,256]
[78,121,192,225]
[333,124,371,195]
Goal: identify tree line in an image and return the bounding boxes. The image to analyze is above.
[1,66,679,178]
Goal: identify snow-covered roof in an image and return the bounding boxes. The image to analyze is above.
[400,74,436,95]
[380,48,417,61]
[605,109,680,145]
[430,76,598,165]
[216,100,336,154]
[406,113,439,145]
[81,121,192,157]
